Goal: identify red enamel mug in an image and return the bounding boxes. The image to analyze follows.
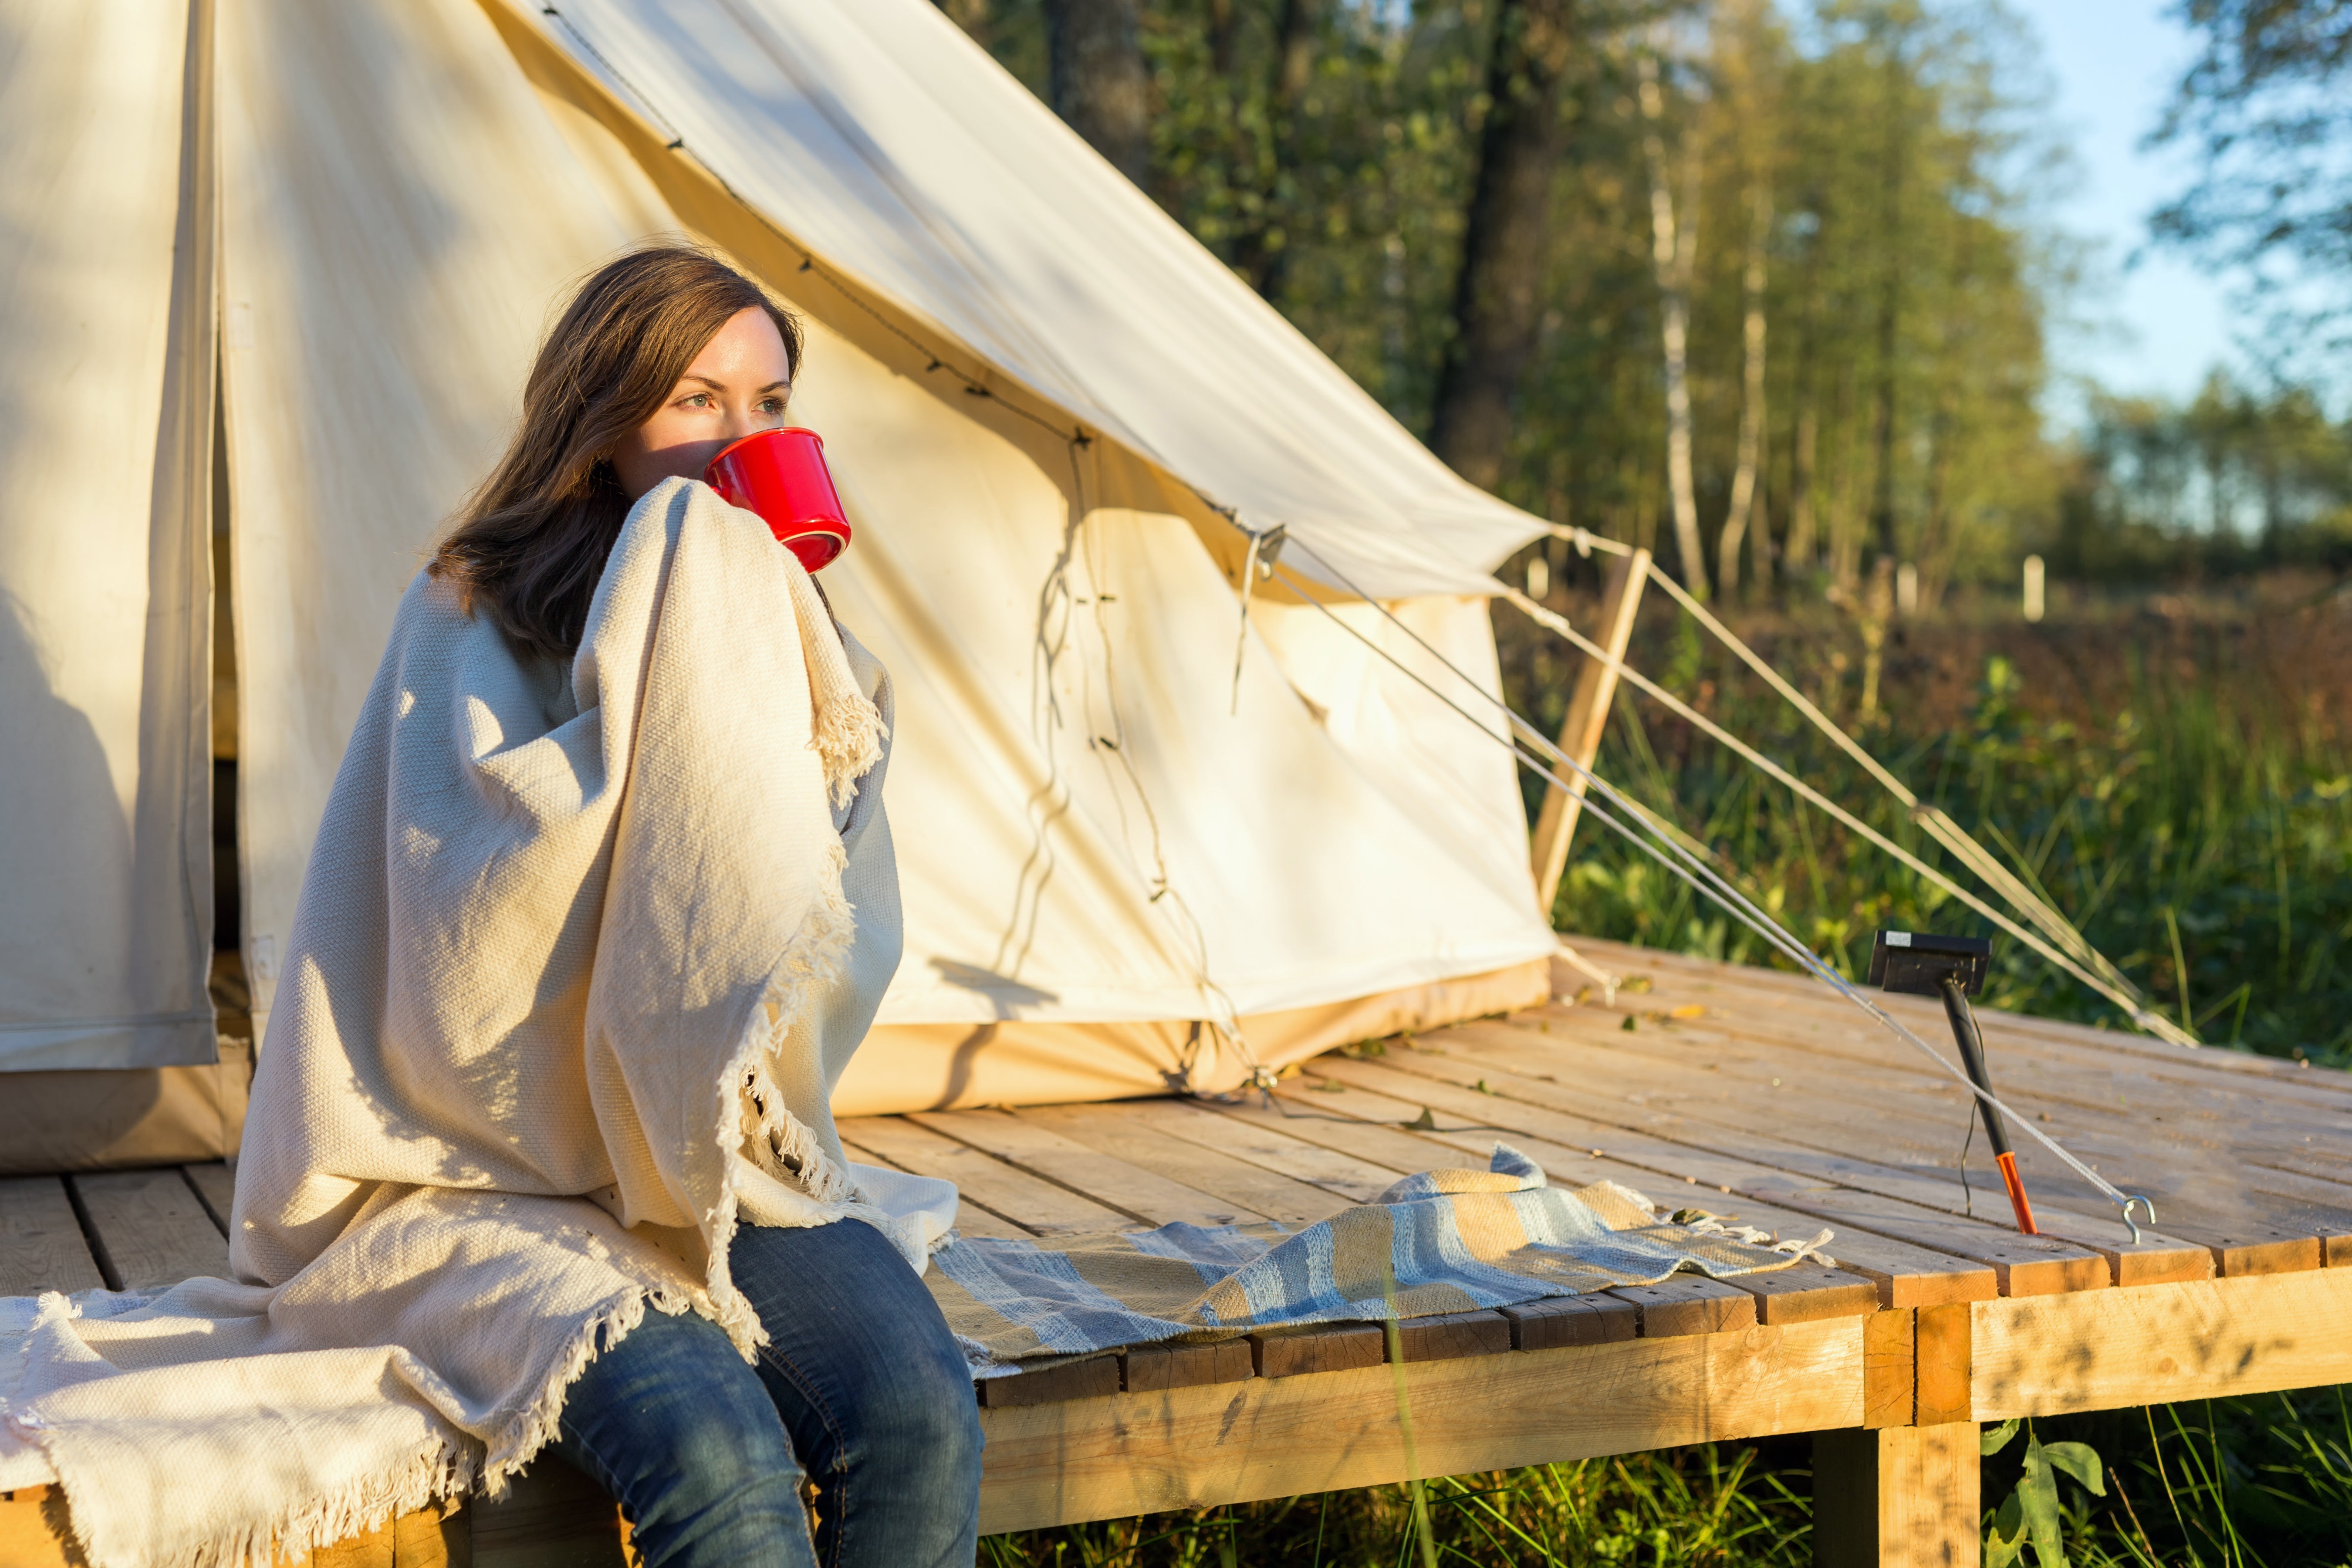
[703,427,852,573]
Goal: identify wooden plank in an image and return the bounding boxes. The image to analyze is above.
[908,1109,1263,1228]
[1122,1339,1255,1393]
[1970,1266,2352,1420]
[938,1202,1032,1242]
[1914,1303,1972,1427]
[1607,1275,1758,1338]
[0,1490,71,1568]
[0,1494,467,1568]
[0,1177,104,1296]
[1862,1310,1915,1429]
[1573,936,2352,1110]
[1203,1092,1480,1179]
[979,1356,1120,1409]
[182,1163,236,1234]
[1016,1103,1354,1227]
[1734,1263,1882,1325]
[975,1316,1865,1534]
[1812,1424,1981,1568]
[1112,1097,1404,1203]
[1529,546,1649,913]
[304,1499,466,1568]
[69,1169,228,1291]
[1249,1323,1386,1379]
[836,1131,1033,1242]
[1300,1062,2083,1298]
[1499,1294,1639,1351]
[1390,1309,1513,1363]
[1250,1075,2000,1309]
[1499,1006,2352,1245]
[836,1117,1127,1237]
[1417,1021,2232,1283]
[470,1460,626,1568]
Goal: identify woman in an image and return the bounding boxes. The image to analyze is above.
[7,245,976,1568]
[414,245,984,1566]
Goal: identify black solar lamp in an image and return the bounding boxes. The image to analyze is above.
[1869,930,2039,1236]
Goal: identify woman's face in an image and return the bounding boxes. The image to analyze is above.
[611,306,793,500]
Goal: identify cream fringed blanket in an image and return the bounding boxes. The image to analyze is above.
[0,477,949,1568]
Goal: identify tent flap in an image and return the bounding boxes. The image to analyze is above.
[0,0,217,1072]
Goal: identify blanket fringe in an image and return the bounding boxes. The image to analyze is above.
[44,1425,476,1568]
[783,564,885,808]
[477,1280,700,1499]
[701,836,865,1358]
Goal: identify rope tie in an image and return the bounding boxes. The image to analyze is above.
[1269,537,2156,1236]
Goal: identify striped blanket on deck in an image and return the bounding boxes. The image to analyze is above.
[927,1145,1832,1374]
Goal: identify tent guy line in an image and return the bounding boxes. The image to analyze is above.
[1513,521,2187,1047]
[1497,586,2196,1050]
[1613,550,2186,1044]
[1268,541,2158,1240]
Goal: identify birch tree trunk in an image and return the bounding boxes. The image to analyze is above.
[1044,0,1151,186]
[1717,182,1773,596]
[1638,47,1707,598]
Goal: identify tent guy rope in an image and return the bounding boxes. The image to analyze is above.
[1268,539,2159,1241]
[1497,585,2201,1050]
[1516,524,2193,1048]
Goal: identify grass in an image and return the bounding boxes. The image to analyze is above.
[985,575,2352,1564]
[1505,574,2352,1068]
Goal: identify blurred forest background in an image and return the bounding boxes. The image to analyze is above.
[935,0,2352,1077]
[939,0,2352,601]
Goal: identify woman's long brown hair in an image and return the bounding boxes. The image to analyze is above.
[431,245,804,660]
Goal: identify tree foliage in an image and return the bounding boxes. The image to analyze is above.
[2153,0,2352,362]
[960,0,2352,592]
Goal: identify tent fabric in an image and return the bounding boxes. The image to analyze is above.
[0,1042,249,1177]
[509,0,1541,602]
[218,0,674,1044]
[11,0,1558,1100]
[0,0,216,1071]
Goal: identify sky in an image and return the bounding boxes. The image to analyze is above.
[2014,0,2242,411]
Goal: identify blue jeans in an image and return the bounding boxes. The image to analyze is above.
[551,1218,983,1567]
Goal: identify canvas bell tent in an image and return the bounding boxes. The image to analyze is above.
[0,0,1560,1171]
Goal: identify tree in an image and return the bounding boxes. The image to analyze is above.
[2153,0,2352,361]
[1044,0,1152,185]
[956,0,2076,611]
[932,0,993,48]
[1228,0,1324,300]
[1708,0,1785,596]
[1428,0,1582,494]
[1638,40,1709,595]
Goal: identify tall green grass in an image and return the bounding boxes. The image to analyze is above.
[1508,587,2352,1066]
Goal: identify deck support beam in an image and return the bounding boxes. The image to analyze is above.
[1811,1424,1980,1568]
[1528,546,1649,919]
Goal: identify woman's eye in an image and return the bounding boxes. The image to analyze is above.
[760,399,787,416]
[683,392,712,408]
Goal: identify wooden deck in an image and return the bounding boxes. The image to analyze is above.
[6,939,2351,1565]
